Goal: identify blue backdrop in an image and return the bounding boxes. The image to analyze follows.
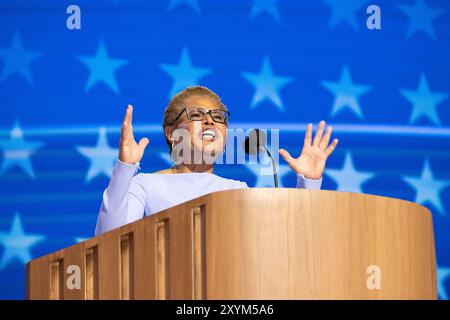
[0,0,449,300]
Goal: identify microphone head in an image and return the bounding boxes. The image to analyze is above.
[244,129,267,155]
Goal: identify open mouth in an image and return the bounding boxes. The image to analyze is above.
[201,128,217,141]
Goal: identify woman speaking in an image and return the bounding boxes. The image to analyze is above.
[95,86,339,235]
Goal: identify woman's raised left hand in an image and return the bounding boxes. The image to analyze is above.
[279,120,339,179]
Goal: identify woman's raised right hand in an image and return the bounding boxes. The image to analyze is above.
[118,105,149,164]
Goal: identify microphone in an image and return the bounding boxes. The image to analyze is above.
[244,129,279,188]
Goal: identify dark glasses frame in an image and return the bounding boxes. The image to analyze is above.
[171,107,230,125]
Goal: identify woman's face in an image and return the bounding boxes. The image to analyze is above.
[171,96,228,162]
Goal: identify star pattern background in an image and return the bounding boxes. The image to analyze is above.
[0,0,449,300]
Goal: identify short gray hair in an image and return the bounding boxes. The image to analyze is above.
[162,86,228,151]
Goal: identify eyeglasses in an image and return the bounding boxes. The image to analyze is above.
[172,107,230,124]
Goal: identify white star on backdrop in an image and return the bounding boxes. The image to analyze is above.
[0,213,46,270]
[322,0,369,30]
[0,31,42,84]
[242,56,292,112]
[399,74,448,126]
[0,121,44,178]
[78,41,128,94]
[325,152,375,193]
[398,0,444,40]
[160,48,211,98]
[403,159,449,216]
[322,65,371,119]
[250,0,281,21]
[76,127,119,183]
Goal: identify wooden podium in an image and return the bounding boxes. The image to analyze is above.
[26,189,437,300]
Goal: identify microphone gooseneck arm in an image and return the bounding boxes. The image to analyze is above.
[260,144,279,188]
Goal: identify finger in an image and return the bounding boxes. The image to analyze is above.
[138,137,150,153]
[120,121,130,143]
[121,105,134,143]
[127,105,134,136]
[122,104,133,125]
[304,123,313,146]
[278,148,295,166]
[128,104,134,126]
[324,138,339,157]
[320,125,332,150]
[313,120,325,146]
